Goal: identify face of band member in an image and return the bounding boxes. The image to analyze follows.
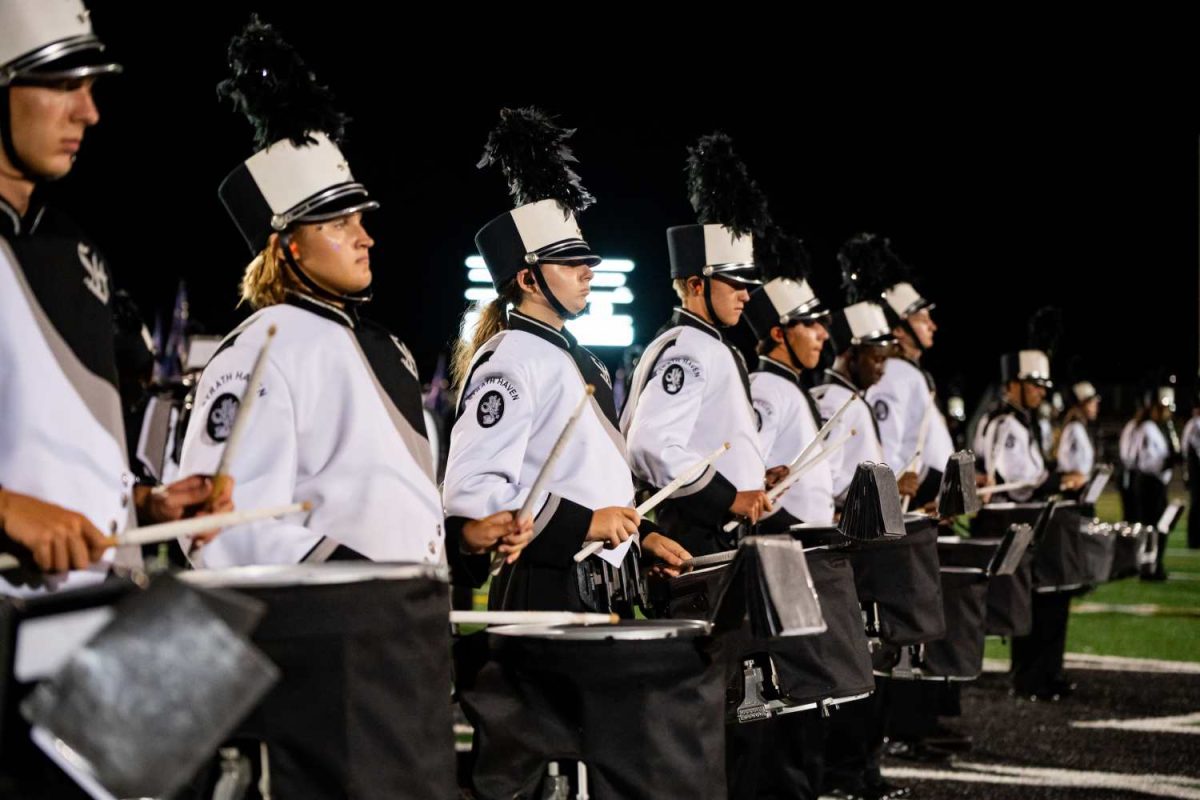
[709,276,750,326]
[849,344,889,390]
[519,261,594,316]
[2,78,100,180]
[780,319,828,370]
[1019,380,1047,411]
[1083,396,1100,421]
[289,211,374,295]
[905,308,937,350]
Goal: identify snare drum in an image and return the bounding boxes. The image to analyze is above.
[459,620,725,800]
[181,562,454,800]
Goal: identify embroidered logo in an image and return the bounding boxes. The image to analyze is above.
[873,400,889,422]
[392,336,419,379]
[477,391,505,428]
[1005,433,1017,450]
[663,364,685,395]
[589,353,612,388]
[78,243,109,304]
[207,393,240,442]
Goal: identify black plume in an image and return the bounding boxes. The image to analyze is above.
[1027,306,1064,356]
[217,15,349,150]
[754,225,812,283]
[477,107,595,214]
[685,132,771,237]
[837,232,894,304]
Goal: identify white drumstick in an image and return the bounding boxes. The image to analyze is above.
[573,442,730,563]
[721,429,857,533]
[789,393,857,472]
[114,501,312,547]
[491,386,595,575]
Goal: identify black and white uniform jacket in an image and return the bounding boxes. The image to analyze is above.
[443,311,632,607]
[976,402,1050,502]
[1130,420,1173,486]
[179,293,443,568]
[810,370,886,505]
[0,198,138,595]
[1056,419,1095,476]
[750,357,834,528]
[621,309,766,544]
[866,357,954,483]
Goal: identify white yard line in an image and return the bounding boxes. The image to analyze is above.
[882,762,1200,799]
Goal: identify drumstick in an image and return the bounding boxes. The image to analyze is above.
[108,501,312,547]
[490,386,595,575]
[0,502,313,573]
[210,325,277,503]
[681,549,739,569]
[573,443,730,563]
[721,429,857,534]
[900,389,937,513]
[449,610,618,626]
[789,393,857,472]
[977,481,1036,497]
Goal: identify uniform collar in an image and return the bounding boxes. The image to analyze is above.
[510,308,575,351]
[824,368,864,398]
[672,307,722,341]
[757,356,802,386]
[285,290,357,328]
[0,193,45,238]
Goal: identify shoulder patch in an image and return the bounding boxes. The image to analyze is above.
[662,363,686,394]
[1005,432,1017,450]
[206,393,240,443]
[873,399,890,422]
[476,391,505,428]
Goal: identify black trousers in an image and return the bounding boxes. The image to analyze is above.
[823,680,887,793]
[1011,591,1072,695]
[1135,474,1169,577]
[728,712,827,800]
[1189,484,1200,550]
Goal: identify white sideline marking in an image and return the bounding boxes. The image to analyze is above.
[1072,711,1200,735]
[1074,602,1200,617]
[883,761,1200,799]
[983,653,1200,675]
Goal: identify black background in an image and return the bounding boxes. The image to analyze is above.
[47,6,1200,411]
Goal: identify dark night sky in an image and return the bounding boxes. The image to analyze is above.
[51,6,1200,412]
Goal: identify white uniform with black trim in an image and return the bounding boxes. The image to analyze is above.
[978,403,1048,502]
[621,309,765,543]
[178,293,443,567]
[1056,419,1094,476]
[751,357,834,526]
[442,311,632,607]
[866,357,954,479]
[1132,420,1172,485]
[1,201,137,596]
[810,371,886,504]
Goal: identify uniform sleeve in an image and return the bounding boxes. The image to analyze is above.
[868,378,908,470]
[988,417,1045,501]
[625,346,737,519]
[751,377,784,464]
[1056,422,1084,474]
[1137,423,1168,475]
[442,360,593,568]
[178,349,318,567]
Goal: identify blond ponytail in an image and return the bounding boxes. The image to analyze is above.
[451,280,522,389]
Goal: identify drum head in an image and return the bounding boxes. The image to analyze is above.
[179,562,447,589]
[489,619,711,641]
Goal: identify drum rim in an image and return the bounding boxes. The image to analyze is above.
[179,561,449,588]
[488,619,712,640]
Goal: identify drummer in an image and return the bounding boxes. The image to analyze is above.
[179,18,527,570]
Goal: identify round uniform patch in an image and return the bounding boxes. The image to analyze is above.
[873,399,889,422]
[663,364,686,395]
[477,390,505,428]
[206,393,240,442]
[1005,433,1017,449]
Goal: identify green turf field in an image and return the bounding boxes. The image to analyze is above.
[987,487,1200,664]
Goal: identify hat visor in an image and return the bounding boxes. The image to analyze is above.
[536,241,602,268]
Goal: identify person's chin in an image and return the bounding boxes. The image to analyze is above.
[721,309,744,326]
